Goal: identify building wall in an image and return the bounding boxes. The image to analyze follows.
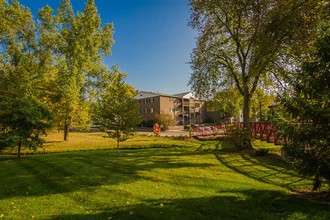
[136,92,207,126]
[138,96,160,121]
[159,96,181,123]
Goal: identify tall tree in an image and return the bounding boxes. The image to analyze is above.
[189,0,322,147]
[94,65,142,155]
[39,0,114,141]
[0,0,53,157]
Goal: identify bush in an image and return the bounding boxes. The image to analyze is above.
[141,120,155,128]
[226,125,252,150]
[155,112,176,130]
[204,117,215,124]
[255,148,269,156]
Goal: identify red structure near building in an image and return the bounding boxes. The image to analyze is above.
[192,122,283,145]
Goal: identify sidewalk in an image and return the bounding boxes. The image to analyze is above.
[136,129,189,137]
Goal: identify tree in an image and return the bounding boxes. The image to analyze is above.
[189,0,322,147]
[206,87,243,120]
[207,87,275,122]
[37,0,114,141]
[276,29,330,191]
[0,97,53,158]
[0,1,53,158]
[95,65,142,155]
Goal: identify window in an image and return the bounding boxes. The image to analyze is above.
[144,98,154,103]
[169,97,176,102]
[144,108,153,114]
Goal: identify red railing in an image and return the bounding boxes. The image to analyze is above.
[193,122,283,145]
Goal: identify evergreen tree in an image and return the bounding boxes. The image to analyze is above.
[277,29,330,191]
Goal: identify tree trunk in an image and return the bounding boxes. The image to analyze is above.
[17,141,21,159]
[117,138,120,155]
[64,122,69,142]
[243,88,252,149]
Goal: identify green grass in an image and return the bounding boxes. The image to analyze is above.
[2,132,199,155]
[0,133,329,219]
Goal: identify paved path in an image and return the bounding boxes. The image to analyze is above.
[137,130,189,137]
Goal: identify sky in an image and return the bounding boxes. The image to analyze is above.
[17,0,197,94]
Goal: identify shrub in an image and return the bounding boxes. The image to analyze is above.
[255,148,269,156]
[155,112,176,130]
[226,125,252,150]
[141,120,155,128]
[204,117,215,124]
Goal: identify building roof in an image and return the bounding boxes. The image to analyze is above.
[172,92,190,97]
[135,91,197,100]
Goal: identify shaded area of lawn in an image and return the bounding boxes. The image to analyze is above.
[48,190,329,220]
[214,152,307,191]
[0,149,214,200]
[0,145,329,219]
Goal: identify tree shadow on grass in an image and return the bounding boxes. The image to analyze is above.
[214,152,308,191]
[46,189,330,220]
[0,148,215,200]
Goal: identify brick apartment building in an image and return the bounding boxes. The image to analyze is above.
[135,91,206,126]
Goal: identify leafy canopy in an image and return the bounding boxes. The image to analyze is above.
[95,65,142,154]
[189,0,322,141]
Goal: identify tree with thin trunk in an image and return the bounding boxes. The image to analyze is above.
[189,0,322,148]
[38,0,114,141]
[94,65,142,155]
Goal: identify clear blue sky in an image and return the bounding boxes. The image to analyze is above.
[18,0,197,94]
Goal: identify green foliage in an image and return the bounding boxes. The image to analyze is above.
[0,1,53,157]
[255,148,270,157]
[0,96,53,157]
[141,119,155,128]
[155,112,177,130]
[37,0,114,141]
[226,125,252,150]
[189,0,322,142]
[276,30,330,191]
[95,65,142,154]
[206,87,243,119]
[204,117,215,124]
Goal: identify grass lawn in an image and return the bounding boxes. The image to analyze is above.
[2,132,199,155]
[0,132,329,219]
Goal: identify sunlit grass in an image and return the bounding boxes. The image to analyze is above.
[2,132,199,155]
